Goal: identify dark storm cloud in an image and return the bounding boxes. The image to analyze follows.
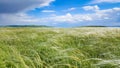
[0,0,54,13]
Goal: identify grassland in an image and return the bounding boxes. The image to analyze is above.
[0,27,120,68]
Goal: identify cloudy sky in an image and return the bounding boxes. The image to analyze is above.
[0,0,120,27]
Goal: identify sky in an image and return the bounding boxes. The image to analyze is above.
[0,0,120,27]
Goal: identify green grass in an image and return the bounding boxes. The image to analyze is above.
[0,27,120,68]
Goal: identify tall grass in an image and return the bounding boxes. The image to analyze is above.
[0,27,120,68]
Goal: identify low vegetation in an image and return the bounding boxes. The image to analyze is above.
[0,27,120,68]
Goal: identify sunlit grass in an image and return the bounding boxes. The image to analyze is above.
[0,27,120,68]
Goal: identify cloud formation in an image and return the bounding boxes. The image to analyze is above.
[0,0,120,27]
[83,5,99,11]
[41,10,55,13]
[67,8,76,11]
[39,6,120,24]
[0,0,54,13]
[1,5,119,26]
[91,0,120,4]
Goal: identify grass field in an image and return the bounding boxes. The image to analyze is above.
[0,27,120,68]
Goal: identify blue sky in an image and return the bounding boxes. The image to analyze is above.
[0,0,120,27]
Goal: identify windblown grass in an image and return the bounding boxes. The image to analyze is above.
[0,27,120,68]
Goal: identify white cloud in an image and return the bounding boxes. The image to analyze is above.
[0,13,37,25]
[0,0,55,25]
[0,0,54,13]
[0,6,120,26]
[68,8,76,11]
[91,0,120,4]
[50,13,75,22]
[63,7,76,12]
[41,10,55,13]
[41,6,120,23]
[83,5,99,11]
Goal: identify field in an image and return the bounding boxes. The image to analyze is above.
[0,27,120,68]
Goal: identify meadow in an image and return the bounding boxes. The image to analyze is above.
[0,27,120,68]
